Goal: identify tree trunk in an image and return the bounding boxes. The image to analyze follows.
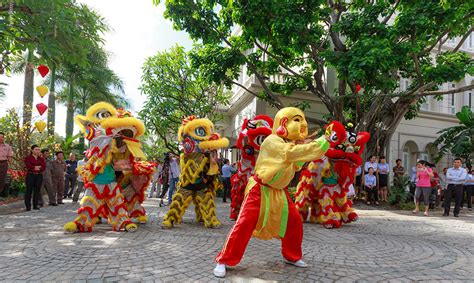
[65,78,74,139]
[47,64,56,136]
[356,97,412,162]
[22,49,34,127]
[79,94,86,150]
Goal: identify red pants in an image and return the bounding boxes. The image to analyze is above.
[216,184,303,266]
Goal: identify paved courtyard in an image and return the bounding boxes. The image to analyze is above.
[1,198,473,282]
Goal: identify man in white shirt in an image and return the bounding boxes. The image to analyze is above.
[443,158,467,217]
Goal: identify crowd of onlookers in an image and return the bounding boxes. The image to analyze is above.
[147,152,180,207]
[1,131,473,217]
[354,154,473,217]
[23,145,87,211]
[0,132,87,211]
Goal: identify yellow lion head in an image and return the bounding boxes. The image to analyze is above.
[178,115,229,153]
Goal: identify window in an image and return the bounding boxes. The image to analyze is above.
[469,33,474,50]
[465,92,473,110]
[420,97,430,111]
[403,151,409,171]
[447,37,456,46]
[400,78,410,91]
[450,93,455,114]
[420,153,429,163]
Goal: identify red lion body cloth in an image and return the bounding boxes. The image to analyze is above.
[295,121,370,228]
[229,115,273,220]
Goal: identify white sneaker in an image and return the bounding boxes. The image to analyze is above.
[284,259,308,268]
[213,263,226,278]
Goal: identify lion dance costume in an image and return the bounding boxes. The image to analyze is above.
[295,121,370,228]
[229,115,273,220]
[214,107,329,277]
[162,115,229,228]
[64,102,155,233]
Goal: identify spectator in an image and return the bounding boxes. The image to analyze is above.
[158,153,171,207]
[462,168,474,211]
[64,153,78,198]
[364,167,378,205]
[443,158,467,217]
[51,151,67,204]
[410,164,418,199]
[377,156,389,202]
[0,131,13,197]
[428,163,440,209]
[72,155,88,203]
[393,159,405,178]
[40,149,56,206]
[438,168,448,207]
[354,165,362,200]
[413,160,433,216]
[364,155,378,175]
[221,159,235,203]
[24,145,46,211]
[168,154,180,205]
[148,160,162,198]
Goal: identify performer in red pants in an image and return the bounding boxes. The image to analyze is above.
[214,107,329,277]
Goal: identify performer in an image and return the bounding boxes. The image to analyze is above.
[214,107,329,277]
[295,122,370,228]
[162,115,229,228]
[64,102,153,233]
[230,115,273,220]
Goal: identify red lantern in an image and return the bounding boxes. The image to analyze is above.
[37,65,49,77]
[355,83,361,94]
[36,103,48,116]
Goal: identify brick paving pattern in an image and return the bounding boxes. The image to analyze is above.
[1,198,473,282]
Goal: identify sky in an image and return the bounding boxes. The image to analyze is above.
[0,0,192,136]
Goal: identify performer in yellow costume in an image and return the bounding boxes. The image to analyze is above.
[64,102,154,233]
[162,115,229,228]
[214,107,329,278]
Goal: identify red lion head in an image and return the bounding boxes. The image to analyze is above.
[324,121,370,190]
[236,115,273,166]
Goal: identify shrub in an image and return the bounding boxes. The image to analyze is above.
[389,175,410,206]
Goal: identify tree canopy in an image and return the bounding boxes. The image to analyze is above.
[0,0,107,73]
[156,0,474,156]
[139,45,230,154]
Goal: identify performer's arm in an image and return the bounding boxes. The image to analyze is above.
[283,136,329,163]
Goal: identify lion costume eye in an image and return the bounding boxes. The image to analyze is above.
[330,132,338,142]
[195,127,207,137]
[253,135,266,146]
[95,110,112,120]
[347,132,357,144]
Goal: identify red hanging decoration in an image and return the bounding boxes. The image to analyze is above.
[36,103,48,116]
[37,65,49,77]
[355,83,361,94]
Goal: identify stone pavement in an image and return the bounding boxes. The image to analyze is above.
[1,198,473,282]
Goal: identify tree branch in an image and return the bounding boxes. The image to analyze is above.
[452,27,474,52]
[418,84,474,97]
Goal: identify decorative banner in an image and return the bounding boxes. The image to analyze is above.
[35,121,46,133]
[36,85,49,97]
[36,103,48,116]
[355,83,362,94]
[37,65,49,77]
